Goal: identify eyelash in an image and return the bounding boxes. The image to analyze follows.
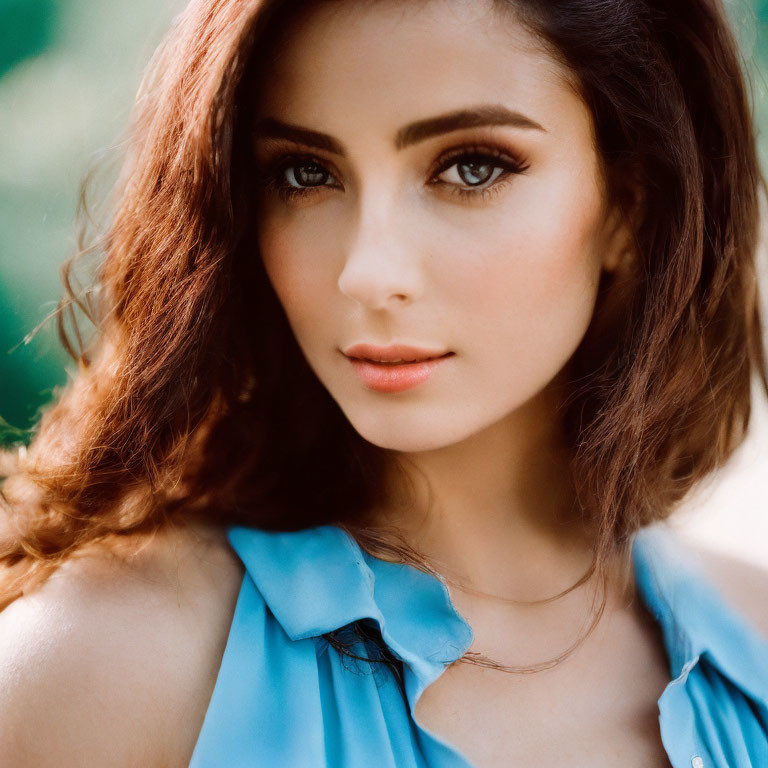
[257,144,530,204]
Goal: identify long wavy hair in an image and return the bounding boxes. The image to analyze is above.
[1,0,766,676]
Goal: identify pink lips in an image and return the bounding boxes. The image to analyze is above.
[343,343,454,393]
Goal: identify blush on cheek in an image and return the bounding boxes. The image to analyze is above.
[521,187,605,299]
[453,217,602,358]
[257,226,306,310]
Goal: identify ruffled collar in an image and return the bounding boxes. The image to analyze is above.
[227,523,473,684]
[227,522,768,702]
[632,524,768,705]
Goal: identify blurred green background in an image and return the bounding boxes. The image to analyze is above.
[0,0,183,444]
[1,0,768,446]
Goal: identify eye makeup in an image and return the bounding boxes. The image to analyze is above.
[428,143,530,202]
[254,140,530,204]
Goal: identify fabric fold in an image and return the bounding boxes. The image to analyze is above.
[227,524,474,677]
[189,521,768,768]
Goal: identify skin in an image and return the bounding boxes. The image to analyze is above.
[254,2,631,606]
[251,2,676,765]
[1,3,767,767]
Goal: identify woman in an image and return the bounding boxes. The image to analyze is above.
[1,0,767,765]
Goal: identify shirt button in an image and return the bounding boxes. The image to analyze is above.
[691,758,704,768]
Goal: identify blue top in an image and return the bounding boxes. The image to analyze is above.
[188,523,768,768]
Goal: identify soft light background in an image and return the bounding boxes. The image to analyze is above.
[1,0,766,568]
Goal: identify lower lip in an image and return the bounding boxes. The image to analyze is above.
[347,353,454,393]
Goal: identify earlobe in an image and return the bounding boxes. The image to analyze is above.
[602,244,635,274]
[600,208,636,275]
[601,169,644,275]
[601,246,624,274]
[601,189,643,275]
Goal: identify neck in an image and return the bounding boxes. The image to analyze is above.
[366,379,627,609]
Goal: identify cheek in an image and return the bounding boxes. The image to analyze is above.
[440,182,604,370]
[258,219,324,328]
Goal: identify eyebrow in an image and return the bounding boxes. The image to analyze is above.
[252,104,546,156]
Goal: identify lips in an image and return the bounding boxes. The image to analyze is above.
[343,343,452,363]
[346,353,454,393]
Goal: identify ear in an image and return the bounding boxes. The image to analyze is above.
[600,172,645,275]
[600,205,633,274]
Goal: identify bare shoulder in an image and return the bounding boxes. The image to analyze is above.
[0,521,245,767]
[675,531,768,642]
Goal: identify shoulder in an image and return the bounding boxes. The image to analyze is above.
[0,521,245,767]
[674,530,768,642]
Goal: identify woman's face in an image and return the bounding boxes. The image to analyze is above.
[253,0,630,453]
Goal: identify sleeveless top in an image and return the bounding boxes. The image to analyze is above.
[188,522,768,768]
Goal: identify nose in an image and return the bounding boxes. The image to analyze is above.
[337,193,425,310]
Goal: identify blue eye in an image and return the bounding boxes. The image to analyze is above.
[258,144,529,204]
[447,158,501,186]
[257,156,339,202]
[430,146,530,201]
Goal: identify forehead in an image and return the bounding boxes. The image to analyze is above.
[255,0,589,144]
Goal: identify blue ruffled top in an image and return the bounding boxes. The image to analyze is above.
[188,523,768,768]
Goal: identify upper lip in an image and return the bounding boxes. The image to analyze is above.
[343,343,452,363]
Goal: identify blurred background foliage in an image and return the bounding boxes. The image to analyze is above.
[0,0,183,445]
[1,0,768,447]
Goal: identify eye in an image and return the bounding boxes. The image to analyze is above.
[430,145,530,201]
[258,154,340,202]
[257,144,529,205]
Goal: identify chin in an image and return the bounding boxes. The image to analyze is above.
[339,404,489,454]
[359,431,457,454]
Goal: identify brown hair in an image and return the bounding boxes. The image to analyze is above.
[1,0,766,675]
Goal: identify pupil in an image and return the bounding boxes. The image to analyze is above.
[459,160,493,186]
